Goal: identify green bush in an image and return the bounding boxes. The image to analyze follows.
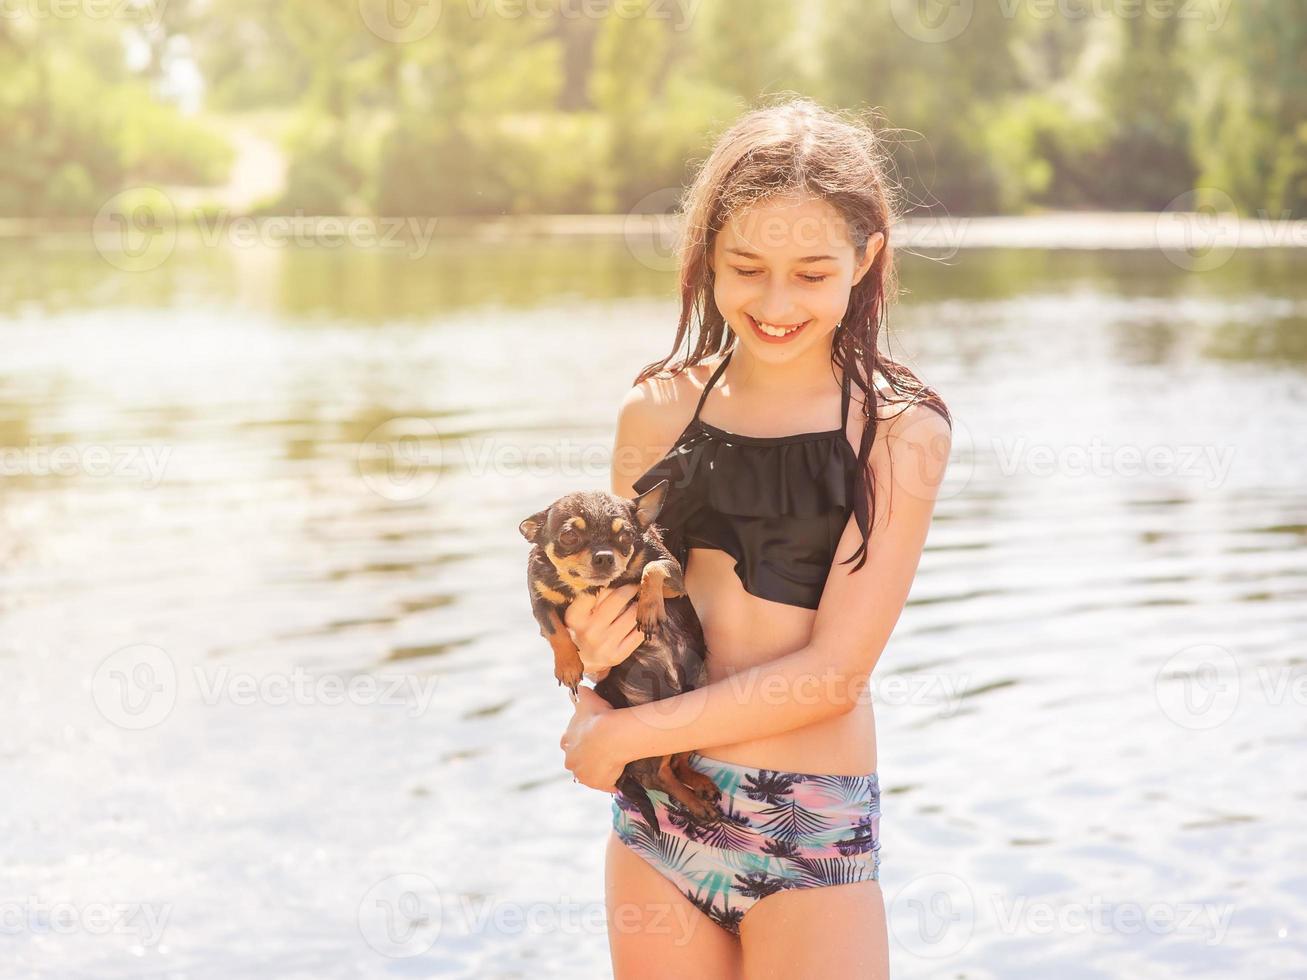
[274,111,367,215]
[0,44,232,216]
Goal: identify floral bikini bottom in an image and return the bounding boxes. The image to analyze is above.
[611,751,881,938]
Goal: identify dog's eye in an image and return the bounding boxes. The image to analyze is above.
[558,528,579,547]
[617,532,633,550]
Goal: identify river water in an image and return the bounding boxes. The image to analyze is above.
[2,227,1304,977]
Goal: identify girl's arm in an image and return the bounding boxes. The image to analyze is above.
[603,401,952,762]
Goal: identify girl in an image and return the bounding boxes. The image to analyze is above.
[560,97,951,979]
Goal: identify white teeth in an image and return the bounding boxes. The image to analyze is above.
[754,317,803,337]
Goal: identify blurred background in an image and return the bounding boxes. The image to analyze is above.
[3,0,1307,219]
[2,1,1306,978]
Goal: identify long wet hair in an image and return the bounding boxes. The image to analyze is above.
[633,96,951,573]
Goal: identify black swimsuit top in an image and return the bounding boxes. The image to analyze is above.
[631,348,864,610]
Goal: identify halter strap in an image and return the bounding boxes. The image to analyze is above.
[693,346,853,430]
[692,348,733,422]
[839,362,852,428]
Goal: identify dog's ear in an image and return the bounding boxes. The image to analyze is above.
[518,506,551,543]
[631,480,669,530]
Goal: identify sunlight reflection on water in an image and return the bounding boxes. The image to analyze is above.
[2,235,1305,978]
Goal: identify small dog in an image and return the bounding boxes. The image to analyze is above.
[518,480,723,832]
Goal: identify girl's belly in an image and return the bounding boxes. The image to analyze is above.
[683,547,878,776]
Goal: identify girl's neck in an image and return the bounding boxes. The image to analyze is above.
[725,338,839,396]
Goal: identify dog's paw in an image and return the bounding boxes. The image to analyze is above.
[682,770,722,804]
[635,595,666,637]
[555,662,584,692]
[686,796,723,825]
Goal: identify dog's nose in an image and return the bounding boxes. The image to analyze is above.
[591,550,615,569]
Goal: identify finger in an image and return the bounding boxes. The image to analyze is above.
[598,583,640,620]
[597,612,644,668]
[594,606,637,668]
[622,628,644,658]
[564,592,594,630]
[615,602,639,637]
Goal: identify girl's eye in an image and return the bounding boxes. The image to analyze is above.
[732,267,828,283]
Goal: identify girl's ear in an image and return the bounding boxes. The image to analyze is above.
[851,232,885,287]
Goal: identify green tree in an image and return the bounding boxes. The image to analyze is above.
[691,0,805,102]
[1087,11,1197,209]
[588,3,671,211]
[0,18,230,217]
[819,0,1022,213]
[1188,0,1307,217]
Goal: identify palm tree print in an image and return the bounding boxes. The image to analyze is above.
[608,757,882,939]
[761,836,800,859]
[755,796,832,843]
[834,813,879,856]
[734,870,792,901]
[665,793,758,850]
[701,895,744,935]
[805,772,876,808]
[786,855,879,888]
[741,769,802,804]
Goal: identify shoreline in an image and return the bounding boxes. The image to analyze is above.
[3,210,1305,250]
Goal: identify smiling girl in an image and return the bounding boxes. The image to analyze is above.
[560,97,952,978]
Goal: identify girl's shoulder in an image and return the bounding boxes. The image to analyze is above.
[619,355,724,443]
[615,356,726,495]
[845,359,898,421]
[634,353,727,417]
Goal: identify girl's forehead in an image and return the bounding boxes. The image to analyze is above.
[717,194,854,257]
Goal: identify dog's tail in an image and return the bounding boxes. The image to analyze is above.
[616,772,661,835]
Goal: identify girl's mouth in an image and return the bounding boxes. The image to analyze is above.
[746,313,809,344]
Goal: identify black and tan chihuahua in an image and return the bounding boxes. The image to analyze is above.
[518,480,723,832]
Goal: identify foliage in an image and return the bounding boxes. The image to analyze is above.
[5,0,1306,217]
[0,19,231,217]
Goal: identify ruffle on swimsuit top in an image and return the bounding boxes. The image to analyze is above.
[632,418,865,609]
[693,423,858,517]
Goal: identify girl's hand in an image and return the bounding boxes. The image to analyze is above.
[564,583,644,682]
[560,686,625,793]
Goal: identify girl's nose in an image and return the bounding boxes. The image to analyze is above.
[759,283,801,324]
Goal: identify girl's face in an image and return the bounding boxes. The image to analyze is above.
[709,193,883,364]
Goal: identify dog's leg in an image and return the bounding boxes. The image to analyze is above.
[650,756,721,822]
[540,605,584,695]
[636,558,683,637]
[669,752,722,805]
